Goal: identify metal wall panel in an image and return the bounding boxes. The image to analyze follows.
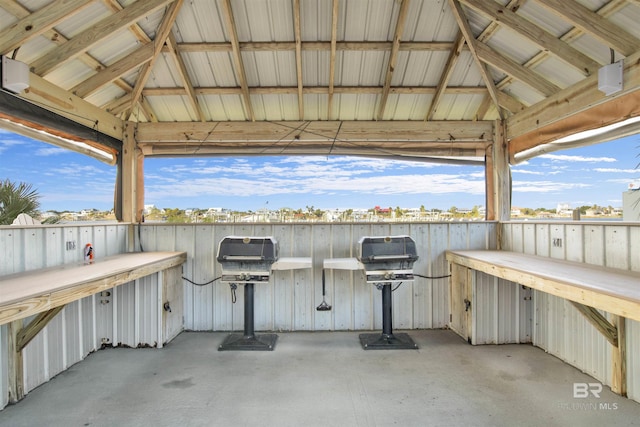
[0,224,171,407]
[501,222,640,404]
[140,222,497,332]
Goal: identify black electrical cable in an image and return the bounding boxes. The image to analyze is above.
[414,273,451,280]
[181,276,222,286]
[392,282,403,292]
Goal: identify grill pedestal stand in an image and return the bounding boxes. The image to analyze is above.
[359,283,418,350]
[218,283,277,351]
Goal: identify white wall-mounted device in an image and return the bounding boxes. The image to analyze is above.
[598,59,623,96]
[1,56,30,94]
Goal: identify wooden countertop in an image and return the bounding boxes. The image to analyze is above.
[0,251,187,325]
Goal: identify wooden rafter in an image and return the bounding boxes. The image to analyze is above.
[461,0,599,76]
[536,0,640,57]
[30,0,172,76]
[71,43,155,98]
[376,0,410,121]
[127,0,183,122]
[0,0,94,55]
[473,0,627,119]
[222,0,255,121]
[1,0,134,95]
[103,0,152,44]
[328,0,339,120]
[427,31,465,121]
[166,32,206,122]
[448,0,503,119]
[474,42,561,97]
[293,0,304,120]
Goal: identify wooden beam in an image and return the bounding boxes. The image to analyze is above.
[472,0,525,120]
[376,0,410,121]
[569,301,618,346]
[21,73,123,141]
[141,85,488,96]
[31,0,172,75]
[140,144,484,158]
[103,0,152,44]
[1,0,134,94]
[15,306,65,352]
[0,0,94,55]
[135,120,493,143]
[507,49,640,145]
[474,42,561,97]
[490,0,626,100]
[536,0,640,57]
[427,31,465,120]
[328,0,339,120]
[172,40,454,53]
[293,0,304,120]
[461,0,599,76]
[221,0,255,121]
[71,43,155,98]
[166,32,206,122]
[449,0,503,119]
[127,0,183,121]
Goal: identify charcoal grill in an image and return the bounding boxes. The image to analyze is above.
[324,235,419,350]
[216,236,311,351]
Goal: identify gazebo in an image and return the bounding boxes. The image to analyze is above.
[1,0,640,419]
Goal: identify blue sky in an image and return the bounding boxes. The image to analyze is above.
[1,128,638,213]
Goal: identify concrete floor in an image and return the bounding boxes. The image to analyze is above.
[1,330,639,427]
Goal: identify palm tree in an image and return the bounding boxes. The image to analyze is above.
[0,179,40,225]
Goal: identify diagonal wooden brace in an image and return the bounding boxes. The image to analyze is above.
[16,305,65,353]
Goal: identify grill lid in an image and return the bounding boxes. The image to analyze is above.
[217,236,279,283]
[358,235,418,264]
[217,236,278,263]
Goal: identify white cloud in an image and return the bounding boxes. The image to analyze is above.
[539,154,616,163]
[35,147,68,156]
[594,168,639,173]
[512,169,545,175]
[512,181,591,193]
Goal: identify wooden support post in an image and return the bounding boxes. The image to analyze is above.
[7,320,24,403]
[487,120,510,222]
[611,315,627,397]
[122,121,144,224]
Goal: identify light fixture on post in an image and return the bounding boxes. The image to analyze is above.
[1,56,30,94]
[598,59,623,96]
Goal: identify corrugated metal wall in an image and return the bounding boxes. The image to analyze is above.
[138,222,498,332]
[0,224,172,408]
[501,221,640,403]
[472,273,532,345]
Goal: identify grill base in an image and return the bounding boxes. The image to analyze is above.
[359,332,418,350]
[218,333,278,351]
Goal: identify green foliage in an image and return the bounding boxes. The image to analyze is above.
[0,179,40,225]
